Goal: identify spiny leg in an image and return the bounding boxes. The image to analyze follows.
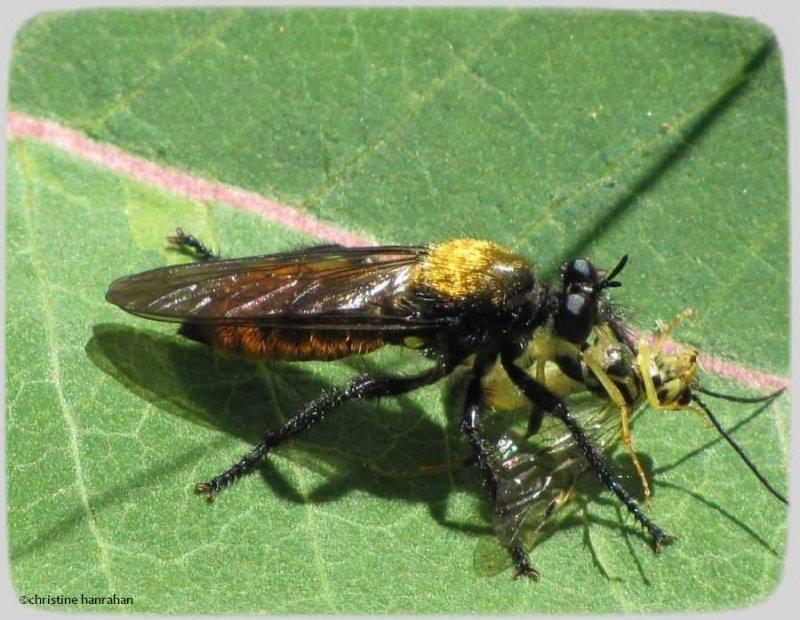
[501,347,673,552]
[168,227,218,260]
[196,364,451,500]
[463,356,539,581]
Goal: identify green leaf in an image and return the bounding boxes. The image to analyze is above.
[7,8,787,613]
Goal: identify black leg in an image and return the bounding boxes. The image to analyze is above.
[168,227,218,260]
[501,347,673,552]
[462,356,540,580]
[196,364,451,500]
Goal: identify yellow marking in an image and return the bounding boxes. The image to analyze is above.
[483,328,583,412]
[542,365,584,400]
[403,336,425,349]
[529,328,580,372]
[483,350,584,413]
[534,359,545,384]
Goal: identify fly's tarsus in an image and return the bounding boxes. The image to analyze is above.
[167,227,217,260]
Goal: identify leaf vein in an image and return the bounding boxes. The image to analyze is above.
[16,142,117,591]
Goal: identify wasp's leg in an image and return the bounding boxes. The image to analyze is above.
[501,349,673,552]
[167,227,218,261]
[463,358,540,581]
[617,403,650,501]
[655,308,694,348]
[196,364,451,500]
[581,349,651,503]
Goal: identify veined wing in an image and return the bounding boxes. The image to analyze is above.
[475,395,624,576]
[106,245,440,331]
[495,399,619,544]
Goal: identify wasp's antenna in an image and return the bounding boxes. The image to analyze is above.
[691,394,788,505]
[695,386,785,404]
[598,255,628,290]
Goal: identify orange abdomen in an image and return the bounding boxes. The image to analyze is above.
[179,323,385,361]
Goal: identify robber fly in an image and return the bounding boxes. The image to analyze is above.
[482,314,787,573]
[107,229,662,579]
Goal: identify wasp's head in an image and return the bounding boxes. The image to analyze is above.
[651,348,700,407]
[555,255,628,344]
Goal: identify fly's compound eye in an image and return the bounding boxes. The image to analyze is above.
[563,258,599,287]
[556,258,601,344]
[556,291,597,344]
[555,255,629,344]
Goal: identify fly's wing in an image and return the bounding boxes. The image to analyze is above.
[106,245,439,331]
[475,395,621,576]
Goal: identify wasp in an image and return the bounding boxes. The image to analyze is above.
[482,313,787,572]
[107,229,666,579]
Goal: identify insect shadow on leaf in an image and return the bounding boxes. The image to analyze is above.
[88,323,497,536]
[90,322,673,576]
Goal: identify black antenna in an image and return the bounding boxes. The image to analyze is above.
[695,385,784,404]
[691,394,788,505]
[598,255,628,290]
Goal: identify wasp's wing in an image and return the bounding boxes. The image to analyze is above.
[106,245,439,331]
[476,396,622,575]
